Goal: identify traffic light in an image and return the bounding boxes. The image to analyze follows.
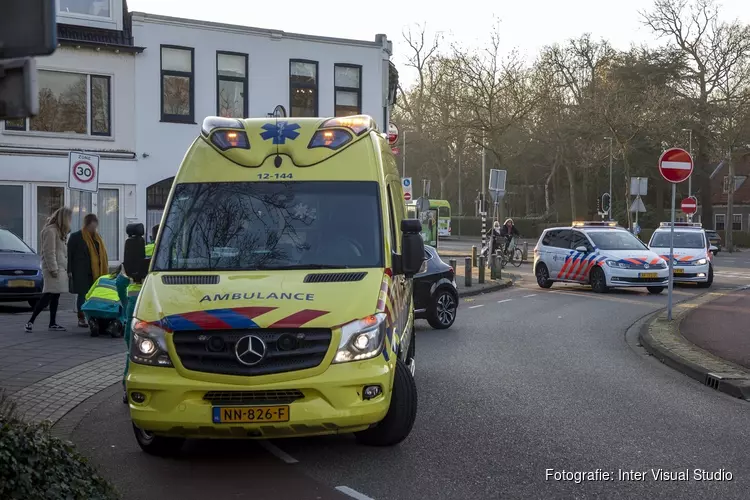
[601,193,611,214]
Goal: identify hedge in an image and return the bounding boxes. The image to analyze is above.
[0,390,119,500]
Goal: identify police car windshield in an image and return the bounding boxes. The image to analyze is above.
[153,181,384,271]
[587,230,647,251]
[650,231,704,249]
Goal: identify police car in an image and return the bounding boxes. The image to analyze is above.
[533,221,669,294]
[647,222,713,288]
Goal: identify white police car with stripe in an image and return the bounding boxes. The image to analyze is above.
[533,221,669,294]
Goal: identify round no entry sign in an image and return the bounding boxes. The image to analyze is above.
[659,148,693,183]
[681,196,697,215]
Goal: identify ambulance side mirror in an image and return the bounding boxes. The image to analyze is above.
[399,219,425,278]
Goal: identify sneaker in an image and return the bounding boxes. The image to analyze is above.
[77,319,88,327]
[48,324,66,331]
[24,322,33,332]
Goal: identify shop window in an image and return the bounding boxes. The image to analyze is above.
[36,186,65,246]
[98,189,120,260]
[0,186,24,240]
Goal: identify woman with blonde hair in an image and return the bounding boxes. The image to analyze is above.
[25,206,73,332]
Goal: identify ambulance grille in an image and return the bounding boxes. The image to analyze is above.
[173,329,332,376]
[303,272,367,283]
[161,275,220,285]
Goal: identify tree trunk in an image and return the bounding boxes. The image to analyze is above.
[544,162,558,215]
[565,163,576,221]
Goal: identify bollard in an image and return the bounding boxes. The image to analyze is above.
[490,254,497,280]
[522,241,529,261]
[464,257,472,287]
[478,256,485,284]
[496,251,503,279]
[471,246,478,268]
[449,258,457,274]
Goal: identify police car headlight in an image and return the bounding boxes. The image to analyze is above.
[693,258,708,266]
[130,319,173,367]
[333,313,387,364]
[606,260,631,269]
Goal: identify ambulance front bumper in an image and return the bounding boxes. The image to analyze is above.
[127,359,393,439]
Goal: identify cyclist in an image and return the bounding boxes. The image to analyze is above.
[500,218,520,254]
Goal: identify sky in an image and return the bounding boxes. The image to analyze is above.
[127,0,748,86]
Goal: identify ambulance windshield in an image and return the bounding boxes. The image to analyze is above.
[153,181,384,271]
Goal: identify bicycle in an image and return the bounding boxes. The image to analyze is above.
[499,236,523,269]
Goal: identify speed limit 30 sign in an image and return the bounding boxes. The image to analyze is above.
[67,152,100,193]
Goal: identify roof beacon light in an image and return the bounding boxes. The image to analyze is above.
[201,116,250,151]
[572,221,618,228]
[308,129,352,150]
[320,115,375,136]
[659,222,702,228]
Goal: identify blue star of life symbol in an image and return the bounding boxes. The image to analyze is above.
[260,121,300,145]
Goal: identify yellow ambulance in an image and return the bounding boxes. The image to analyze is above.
[125,114,424,455]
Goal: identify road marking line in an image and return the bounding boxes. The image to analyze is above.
[259,440,298,464]
[497,299,512,303]
[523,294,537,298]
[336,486,375,500]
[469,304,484,309]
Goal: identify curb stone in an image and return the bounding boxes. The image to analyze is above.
[457,278,513,298]
[639,287,750,401]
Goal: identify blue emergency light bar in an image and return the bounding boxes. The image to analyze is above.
[572,221,619,228]
[659,222,702,228]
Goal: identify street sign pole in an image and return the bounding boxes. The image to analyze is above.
[667,183,675,321]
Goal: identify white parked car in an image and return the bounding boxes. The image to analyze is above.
[647,222,713,288]
[533,221,669,294]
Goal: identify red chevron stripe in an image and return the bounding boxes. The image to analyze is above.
[232,306,277,319]
[176,311,233,330]
[558,256,572,278]
[269,309,329,328]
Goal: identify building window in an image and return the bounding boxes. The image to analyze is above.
[715,214,726,231]
[59,0,111,18]
[36,186,65,249]
[161,46,194,123]
[289,60,318,117]
[334,64,362,117]
[98,188,120,260]
[733,214,742,231]
[217,52,248,119]
[3,71,111,136]
[0,185,24,240]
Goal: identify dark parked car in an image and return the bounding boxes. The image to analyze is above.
[0,229,43,307]
[705,230,721,254]
[413,246,458,329]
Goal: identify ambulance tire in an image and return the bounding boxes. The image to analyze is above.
[355,359,417,447]
[590,267,608,293]
[697,265,713,288]
[133,424,184,456]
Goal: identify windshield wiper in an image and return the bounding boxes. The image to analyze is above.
[263,264,351,270]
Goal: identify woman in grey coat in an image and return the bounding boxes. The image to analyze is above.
[25,207,73,332]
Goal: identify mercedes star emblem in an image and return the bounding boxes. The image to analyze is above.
[234,335,266,366]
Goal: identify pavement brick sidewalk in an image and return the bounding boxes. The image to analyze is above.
[0,302,125,423]
[681,288,750,370]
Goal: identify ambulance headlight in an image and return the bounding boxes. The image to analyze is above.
[210,130,250,151]
[130,319,173,367]
[333,313,387,363]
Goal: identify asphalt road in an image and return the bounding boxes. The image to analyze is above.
[70,252,750,500]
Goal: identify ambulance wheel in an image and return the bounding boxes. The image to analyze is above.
[355,359,417,447]
[697,266,713,288]
[132,424,184,456]
[590,267,608,293]
[647,287,664,295]
[535,263,553,289]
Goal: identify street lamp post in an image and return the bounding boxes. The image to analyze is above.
[605,137,613,220]
[402,130,407,178]
[682,128,693,198]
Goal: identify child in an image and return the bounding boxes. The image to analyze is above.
[81,264,130,338]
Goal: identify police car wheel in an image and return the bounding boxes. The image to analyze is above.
[535,264,553,289]
[355,359,417,447]
[647,286,664,294]
[590,267,608,293]
[132,424,184,456]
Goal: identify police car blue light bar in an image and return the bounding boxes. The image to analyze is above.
[659,222,702,228]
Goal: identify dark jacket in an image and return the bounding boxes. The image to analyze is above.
[500,225,520,238]
[67,230,96,295]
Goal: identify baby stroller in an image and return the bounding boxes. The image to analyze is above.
[80,267,130,338]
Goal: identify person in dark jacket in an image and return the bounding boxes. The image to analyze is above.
[67,214,109,327]
[499,218,520,253]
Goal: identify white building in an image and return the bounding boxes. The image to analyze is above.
[0,4,398,264]
[130,12,398,229]
[0,0,143,264]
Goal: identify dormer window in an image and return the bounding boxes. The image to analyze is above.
[60,0,111,18]
[56,0,122,30]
